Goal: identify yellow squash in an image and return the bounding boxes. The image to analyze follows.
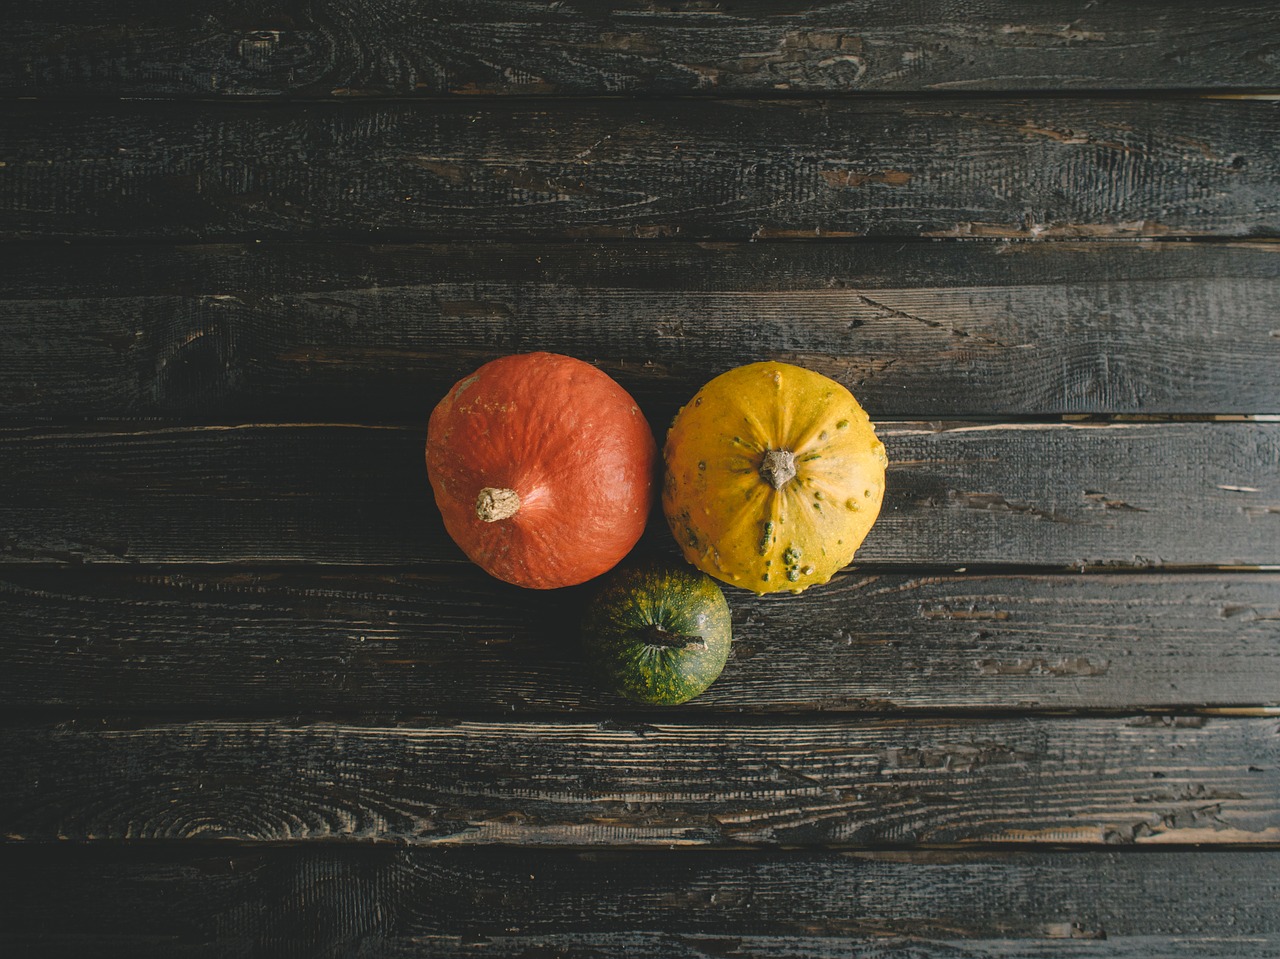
[663,362,887,594]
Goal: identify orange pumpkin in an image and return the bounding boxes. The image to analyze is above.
[427,352,657,589]
[663,361,887,594]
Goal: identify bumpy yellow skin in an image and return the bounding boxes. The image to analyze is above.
[663,362,887,594]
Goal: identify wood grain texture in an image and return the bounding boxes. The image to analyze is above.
[325,936,1280,959]
[3,715,1278,845]
[2,422,1276,567]
[3,98,1277,241]
[8,4,1279,948]
[5,0,1280,97]
[3,846,1280,958]
[4,240,1278,420]
[3,566,1278,713]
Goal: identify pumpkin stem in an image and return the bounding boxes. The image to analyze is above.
[475,487,520,522]
[640,625,707,651]
[760,449,797,490]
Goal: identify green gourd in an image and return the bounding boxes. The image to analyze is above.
[581,561,732,705]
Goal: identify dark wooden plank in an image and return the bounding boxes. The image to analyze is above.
[330,935,1280,959]
[3,715,1278,845]
[3,567,1278,713]
[3,846,1279,958]
[3,98,1277,241]
[2,422,1276,567]
[344,935,1280,959]
[5,0,1280,98]
[4,241,1278,420]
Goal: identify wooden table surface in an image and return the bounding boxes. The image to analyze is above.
[3,2,1280,956]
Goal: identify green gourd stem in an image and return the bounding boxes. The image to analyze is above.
[639,625,707,651]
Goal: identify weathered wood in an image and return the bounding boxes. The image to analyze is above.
[7,5,1277,949]
[327,935,1280,959]
[3,846,1279,958]
[4,240,1278,420]
[5,0,1280,98]
[3,715,1277,845]
[2,422,1276,567]
[3,98,1276,241]
[3,566,1277,713]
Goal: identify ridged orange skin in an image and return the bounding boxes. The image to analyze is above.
[427,353,657,589]
[663,362,887,595]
